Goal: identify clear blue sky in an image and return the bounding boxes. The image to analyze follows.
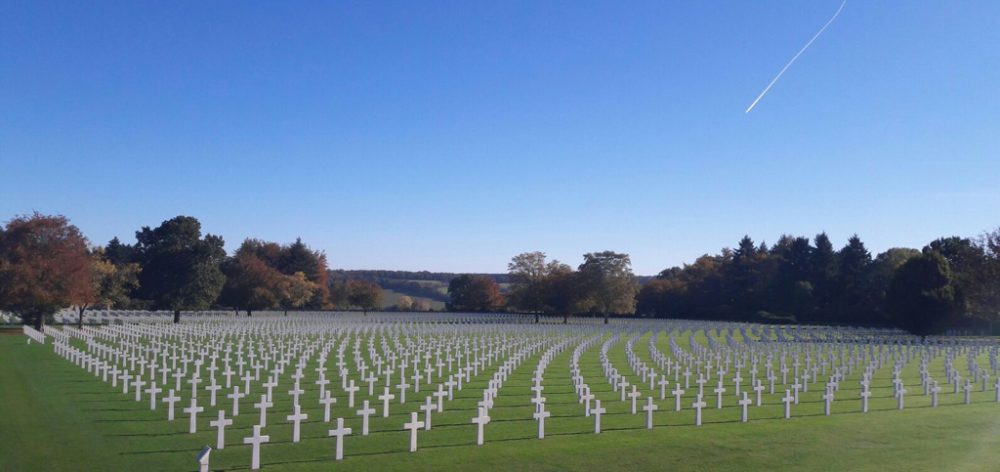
[2,1,998,274]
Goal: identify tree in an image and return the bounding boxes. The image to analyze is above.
[278,272,318,315]
[836,235,874,325]
[973,228,1000,328]
[76,248,141,327]
[870,248,920,325]
[447,275,505,312]
[104,236,136,266]
[220,250,283,316]
[887,251,963,336]
[768,236,814,321]
[577,251,638,323]
[279,238,330,309]
[347,280,382,315]
[925,236,989,326]
[328,278,351,308]
[539,262,585,323]
[507,251,550,313]
[396,295,414,311]
[0,213,94,329]
[133,216,226,323]
[726,236,766,320]
[808,232,838,323]
[412,299,432,312]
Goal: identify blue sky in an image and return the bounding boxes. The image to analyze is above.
[2,1,998,274]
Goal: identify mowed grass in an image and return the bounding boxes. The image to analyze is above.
[2,329,1000,472]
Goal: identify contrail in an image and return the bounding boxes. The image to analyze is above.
[745,1,847,113]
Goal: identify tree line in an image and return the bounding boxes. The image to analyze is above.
[492,231,1000,335]
[0,213,382,328]
[2,211,997,335]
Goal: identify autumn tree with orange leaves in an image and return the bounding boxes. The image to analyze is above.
[0,213,95,329]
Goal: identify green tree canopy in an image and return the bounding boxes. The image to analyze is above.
[577,251,638,323]
[133,216,226,323]
[887,251,963,336]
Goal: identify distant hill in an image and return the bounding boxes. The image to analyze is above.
[328,270,510,310]
[329,269,653,310]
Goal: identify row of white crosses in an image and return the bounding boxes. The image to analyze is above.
[39,315,1000,470]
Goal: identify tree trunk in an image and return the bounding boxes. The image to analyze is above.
[78,306,86,328]
[32,313,44,331]
[284,309,288,317]
[173,309,181,324]
[604,313,609,324]
[563,313,569,324]
[246,308,252,317]
[535,313,539,324]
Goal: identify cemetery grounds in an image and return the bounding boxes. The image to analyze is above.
[1,313,999,472]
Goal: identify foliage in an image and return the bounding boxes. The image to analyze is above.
[887,251,963,336]
[347,280,383,314]
[132,216,226,322]
[577,251,638,322]
[76,247,141,325]
[0,213,94,329]
[396,295,414,311]
[447,275,505,312]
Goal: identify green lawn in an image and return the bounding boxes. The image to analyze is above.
[1,330,999,472]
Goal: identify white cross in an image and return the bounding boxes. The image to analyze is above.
[357,400,376,435]
[822,389,835,416]
[433,384,448,412]
[672,386,685,411]
[288,384,305,408]
[738,391,752,422]
[782,390,794,419]
[581,391,594,416]
[132,377,146,402]
[419,395,438,430]
[471,406,491,445]
[243,424,270,470]
[205,383,222,407]
[714,384,726,409]
[404,412,425,452]
[184,398,204,433]
[692,395,707,426]
[345,380,360,408]
[328,417,352,460]
[591,399,606,433]
[227,386,245,416]
[753,380,765,406]
[145,382,162,410]
[642,396,659,429]
[618,377,629,401]
[263,377,278,403]
[320,390,337,422]
[163,389,180,421]
[533,404,551,438]
[209,410,232,449]
[378,387,395,418]
[628,385,641,414]
[286,404,308,443]
[658,375,669,400]
[254,395,273,427]
[396,381,410,403]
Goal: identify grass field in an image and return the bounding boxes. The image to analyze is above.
[2,327,999,472]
